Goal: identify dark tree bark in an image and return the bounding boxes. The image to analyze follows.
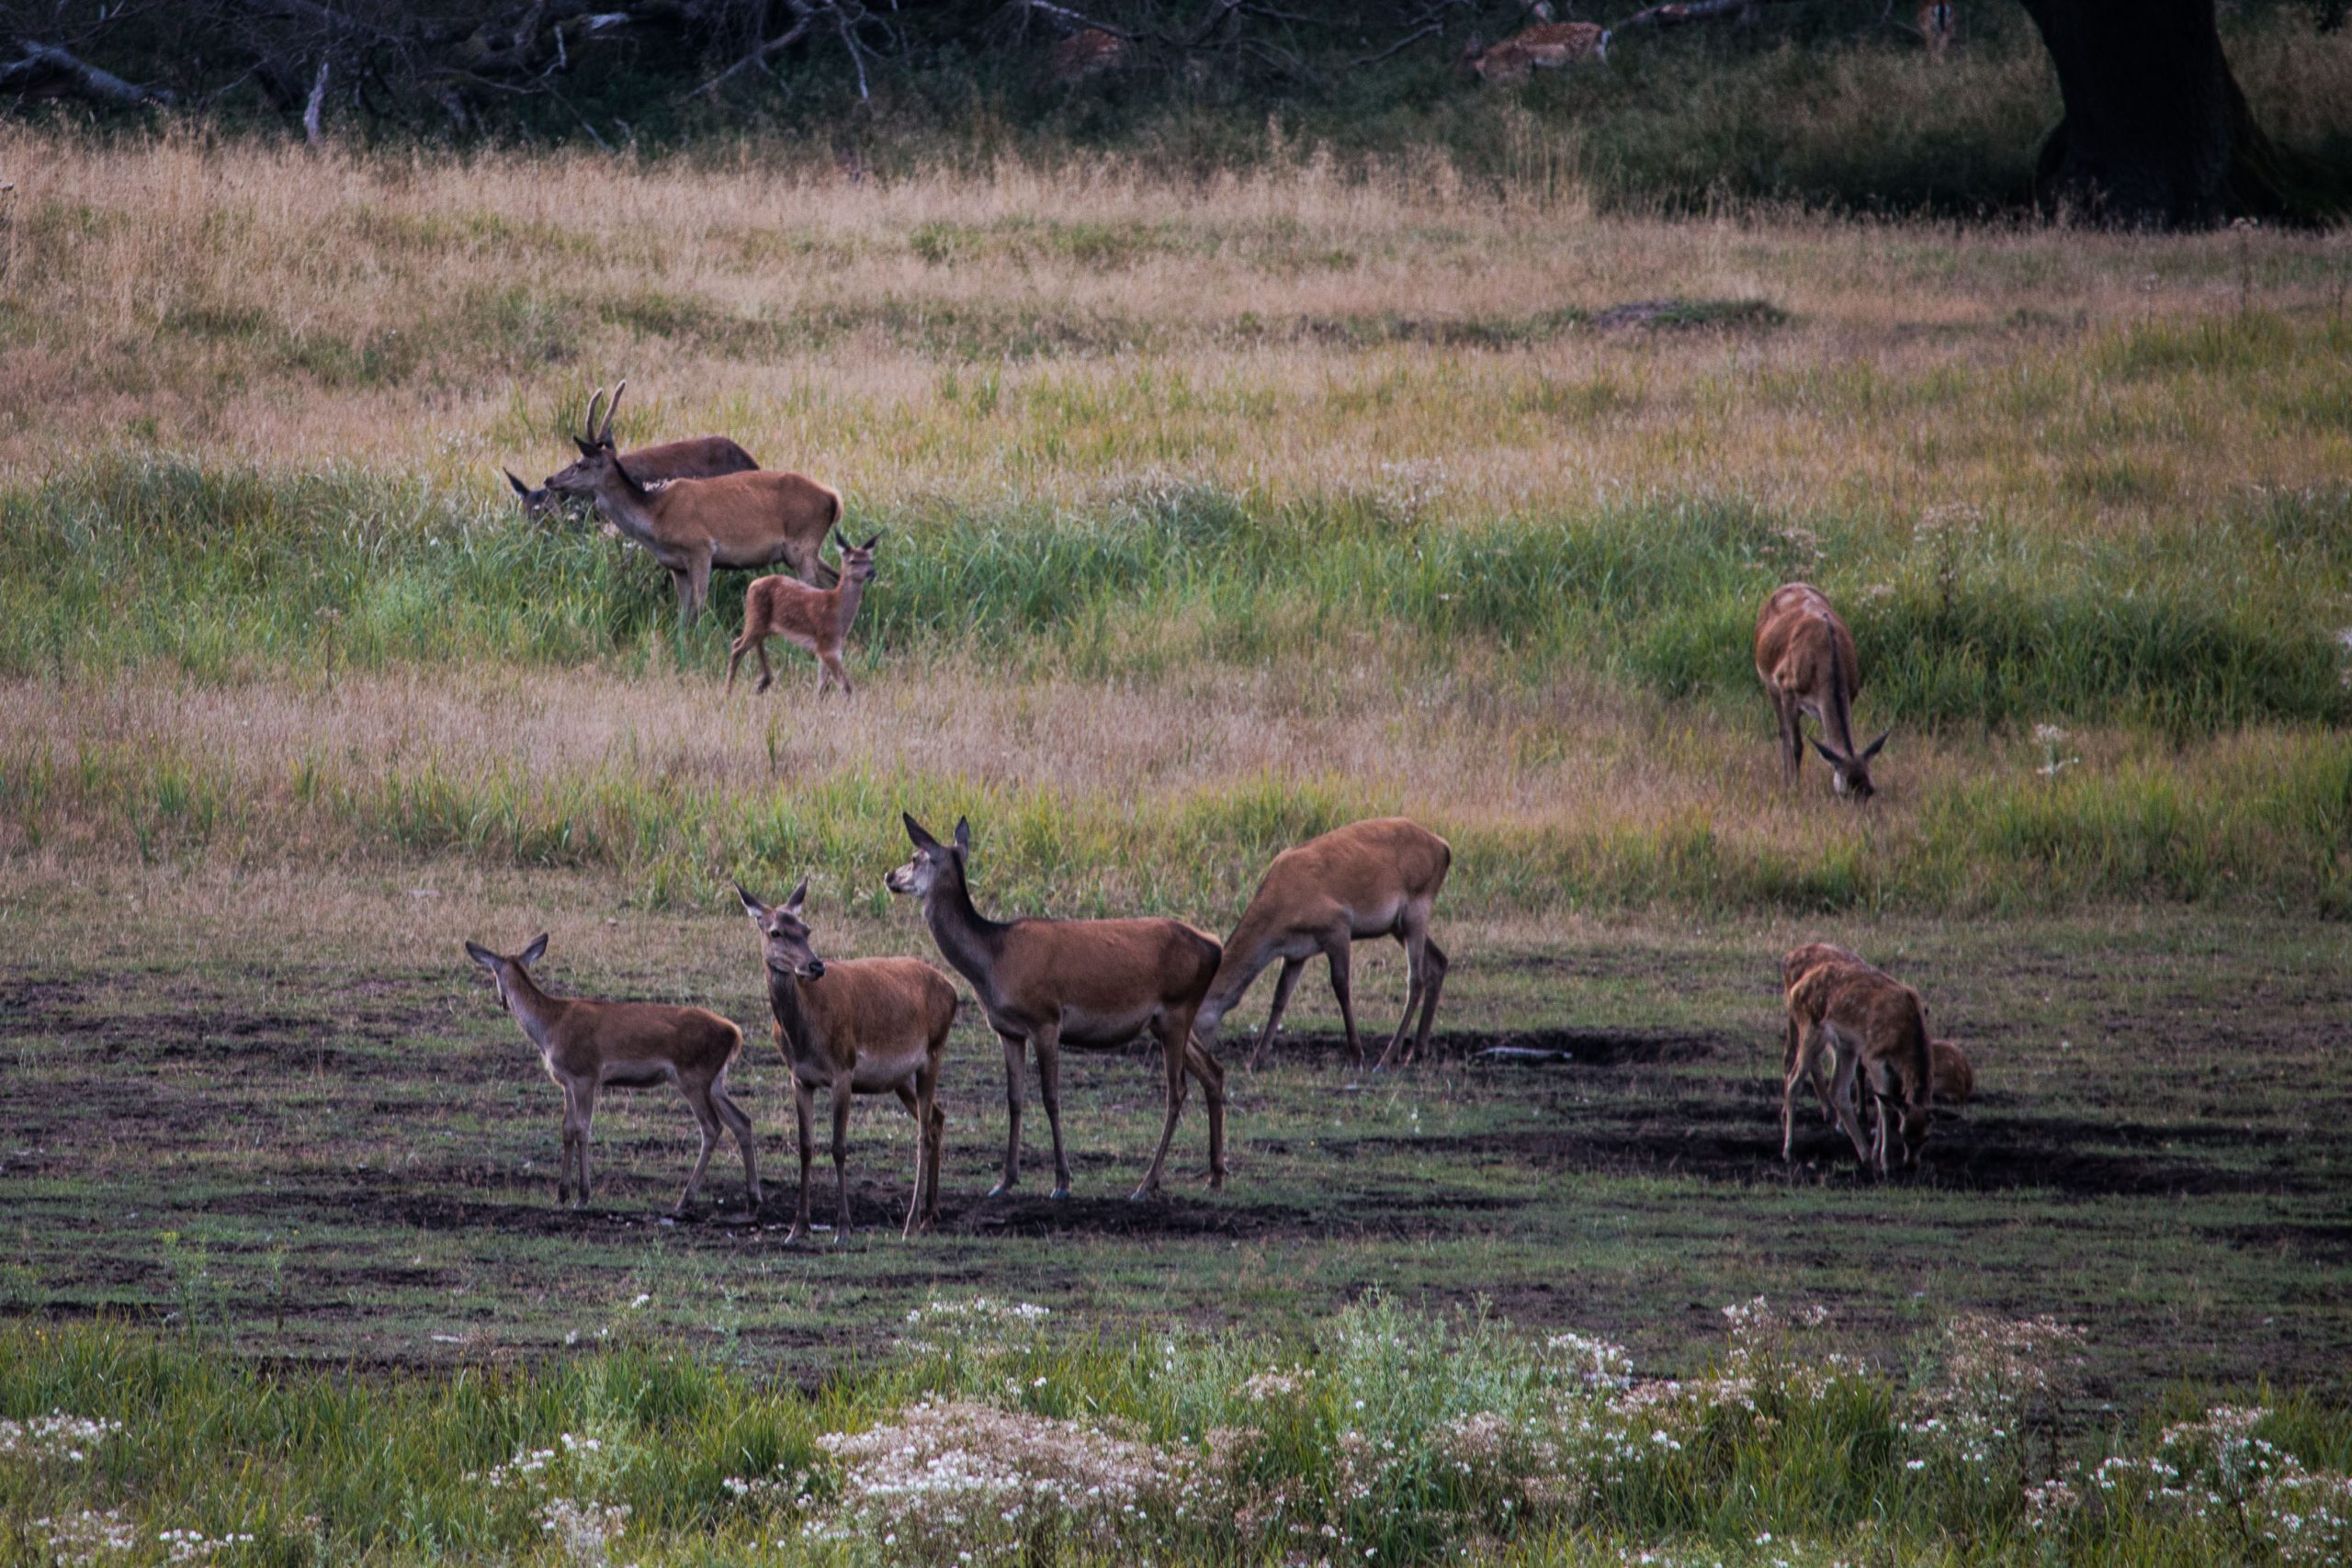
[2018,0,2344,229]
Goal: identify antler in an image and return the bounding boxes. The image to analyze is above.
[600,379,628,444]
[582,385,606,442]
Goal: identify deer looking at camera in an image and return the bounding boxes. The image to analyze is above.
[887,813,1227,1201]
[1782,958,1934,1174]
[1918,2,1956,58]
[727,531,881,696]
[1193,818,1452,1073]
[1463,21,1609,84]
[1755,582,1889,799]
[503,433,758,522]
[464,934,759,1215]
[737,878,957,1244]
[549,382,845,625]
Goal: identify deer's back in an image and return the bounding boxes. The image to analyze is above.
[1755,583,1860,694]
[996,916,1221,1015]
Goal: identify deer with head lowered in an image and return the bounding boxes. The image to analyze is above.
[549,382,846,626]
[463,933,760,1214]
[1782,958,1934,1174]
[887,813,1227,1201]
[727,530,882,696]
[1192,818,1452,1074]
[1755,582,1889,799]
[736,877,957,1244]
[503,432,758,522]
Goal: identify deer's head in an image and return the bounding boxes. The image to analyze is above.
[888,813,970,903]
[832,529,882,588]
[736,877,825,981]
[545,380,634,496]
[1809,729,1889,802]
[502,468,565,521]
[464,932,549,1016]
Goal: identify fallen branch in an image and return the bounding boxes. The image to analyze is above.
[0,40,175,105]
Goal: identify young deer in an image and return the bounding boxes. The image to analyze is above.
[1778,940,1871,1122]
[1782,959,1934,1174]
[549,382,845,626]
[464,934,760,1214]
[1193,818,1452,1073]
[1463,22,1609,83]
[505,433,758,520]
[1754,582,1889,799]
[737,878,958,1244]
[1929,1037,1974,1103]
[726,531,881,696]
[887,813,1227,1201]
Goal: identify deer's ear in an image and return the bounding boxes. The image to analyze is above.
[861,531,882,549]
[519,933,549,967]
[573,437,600,458]
[953,817,971,853]
[1807,737,1848,767]
[1860,729,1891,762]
[784,877,808,915]
[465,941,500,970]
[903,812,939,849]
[503,468,531,496]
[733,879,766,920]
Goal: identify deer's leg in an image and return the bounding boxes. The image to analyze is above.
[989,1030,1025,1198]
[1782,1021,1819,1163]
[1774,689,1804,785]
[669,568,695,625]
[821,651,854,697]
[786,1076,817,1246]
[572,1080,601,1208]
[1132,1013,1193,1201]
[1322,931,1364,1070]
[893,1083,926,1236]
[1248,958,1308,1072]
[1184,1033,1227,1190]
[674,1077,724,1216]
[1374,912,1438,1071]
[725,634,753,693]
[713,1081,762,1210]
[555,1080,580,1205]
[1825,1034,1872,1168]
[684,553,714,628]
[829,1074,855,1241]
[753,640,775,694]
[1411,936,1448,1063]
[1033,1019,1072,1201]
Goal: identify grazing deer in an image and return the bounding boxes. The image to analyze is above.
[1918,2,1955,57]
[726,531,882,697]
[463,934,760,1214]
[505,432,759,520]
[1929,1037,1974,1103]
[549,382,845,625]
[736,878,958,1244]
[1193,818,1452,1074]
[1463,22,1609,84]
[1778,941,1871,1120]
[1782,959,1934,1174]
[886,813,1227,1201]
[1754,582,1889,800]
[1046,28,1125,85]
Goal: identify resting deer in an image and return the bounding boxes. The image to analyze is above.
[464,934,759,1214]
[504,432,758,521]
[1782,959,1934,1174]
[727,531,881,696]
[1463,22,1609,84]
[1918,2,1955,57]
[1193,818,1452,1074]
[887,813,1227,1201]
[1929,1037,1974,1102]
[737,878,957,1244]
[1755,583,1889,799]
[1046,27,1125,85]
[549,382,846,625]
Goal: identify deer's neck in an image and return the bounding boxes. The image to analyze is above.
[831,575,868,637]
[503,970,569,1055]
[592,466,662,547]
[1820,644,1859,757]
[764,965,821,1060]
[1195,906,1279,1035]
[922,870,1007,997]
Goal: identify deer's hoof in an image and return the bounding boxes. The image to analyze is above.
[986,1179,1016,1199]
[1049,1184,1071,1201]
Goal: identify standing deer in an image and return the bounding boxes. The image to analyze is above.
[463,934,760,1214]
[737,878,958,1244]
[727,531,881,696]
[549,382,846,626]
[1192,818,1452,1073]
[1782,959,1934,1174]
[886,813,1227,1201]
[1755,582,1889,799]
[503,433,758,522]
[1463,21,1609,84]
[1918,2,1955,57]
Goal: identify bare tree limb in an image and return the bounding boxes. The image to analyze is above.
[0,40,175,106]
[302,58,329,143]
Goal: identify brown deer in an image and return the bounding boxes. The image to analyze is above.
[464,934,760,1214]
[1782,959,1934,1174]
[1929,1037,1974,1102]
[1754,582,1889,799]
[1918,2,1955,58]
[1193,818,1452,1074]
[549,382,846,625]
[726,531,881,696]
[886,813,1227,1201]
[1046,28,1126,85]
[736,878,958,1244]
[504,433,758,522]
[1463,21,1609,84]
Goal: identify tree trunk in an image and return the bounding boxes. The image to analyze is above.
[2018,0,2342,229]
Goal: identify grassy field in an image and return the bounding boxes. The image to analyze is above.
[1,130,2350,1562]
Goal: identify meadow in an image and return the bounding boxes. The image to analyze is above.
[0,127,2350,1563]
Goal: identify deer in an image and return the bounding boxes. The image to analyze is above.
[726,530,882,697]
[1782,958,1934,1174]
[1929,1037,1974,1103]
[1754,583,1889,800]
[1046,27,1125,85]
[463,933,760,1215]
[503,432,758,521]
[1463,21,1609,84]
[886,813,1227,1202]
[1918,2,1955,57]
[736,877,958,1244]
[1192,818,1452,1074]
[548,382,846,626]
